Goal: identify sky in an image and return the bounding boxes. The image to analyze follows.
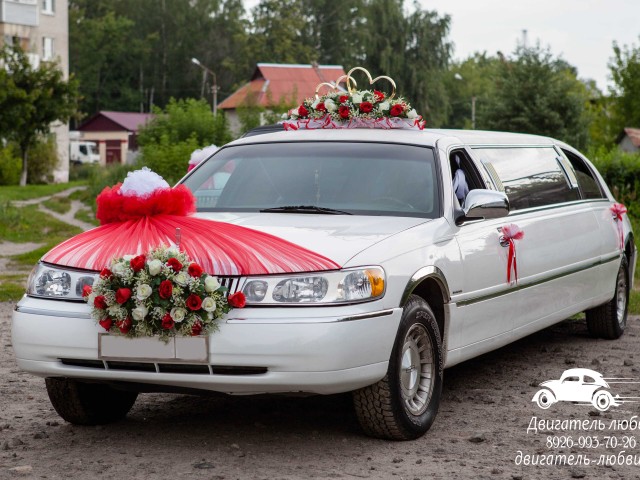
[243,0,640,93]
[419,0,640,92]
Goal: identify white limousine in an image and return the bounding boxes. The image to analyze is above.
[12,128,636,440]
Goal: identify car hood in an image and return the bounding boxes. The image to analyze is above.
[195,212,431,267]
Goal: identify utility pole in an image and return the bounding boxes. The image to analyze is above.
[192,57,218,115]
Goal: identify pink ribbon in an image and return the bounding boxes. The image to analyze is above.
[610,203,627,250]
[501,224,524,284]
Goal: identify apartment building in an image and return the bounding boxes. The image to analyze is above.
[0,0,70,182]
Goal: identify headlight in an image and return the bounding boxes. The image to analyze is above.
[241,266,385,305]
[27,262,97,301]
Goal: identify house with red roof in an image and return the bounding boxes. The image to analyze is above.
[76,111,154,165]
[218,63,346,134]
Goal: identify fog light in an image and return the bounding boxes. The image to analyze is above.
[243,280,268,302]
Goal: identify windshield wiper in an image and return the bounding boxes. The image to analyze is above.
[259,205,352,215]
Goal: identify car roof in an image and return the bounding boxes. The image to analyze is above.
[561,368,603,378]
[231,126,557,148]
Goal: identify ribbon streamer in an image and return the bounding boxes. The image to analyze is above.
[610,203,627,250]
[501,224,525,285]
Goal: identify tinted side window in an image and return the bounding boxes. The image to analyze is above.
[473,147,579,210]
[561,149,605,199]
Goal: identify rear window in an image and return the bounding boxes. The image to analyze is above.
[473,147,579,210]
[182,142,440,218]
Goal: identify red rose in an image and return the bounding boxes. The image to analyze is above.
[167,257,183,272]
[316,102,326,112]
[227,292,246,308]
[191,321,203,336]
[188,263,203,278]
[94,295,108,309]
[161,313,174,330]
[359,101,373,113]
[186,294,202,311]
[130,255,146,272]
[374,90,385,102]
[298,105,309,117]
[99,318,113,331]
[158,280,173,299]
[99,268,113,279]
[390,104,404,117]
[338,106,351,119]
[339,95,349,104]
[82,285,92,298]
[115,288,132,304]
[117,318,132,334]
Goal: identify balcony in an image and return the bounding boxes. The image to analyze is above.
[0,0,38,27]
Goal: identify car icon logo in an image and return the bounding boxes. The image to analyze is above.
[532,368,624,411]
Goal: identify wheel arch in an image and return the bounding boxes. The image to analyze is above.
[400,266,450,344]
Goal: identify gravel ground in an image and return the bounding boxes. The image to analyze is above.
[2,299,640,480]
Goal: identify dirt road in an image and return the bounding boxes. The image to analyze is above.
[2,300,640,479]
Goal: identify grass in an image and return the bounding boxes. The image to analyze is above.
[0,204,82,243]
[0,181,85,203]
[0,274,27,302]
[42,195,72,214]
[75,207,99,226]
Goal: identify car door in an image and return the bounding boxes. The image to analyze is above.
[453,145,603,353]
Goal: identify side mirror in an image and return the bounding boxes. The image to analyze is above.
[455,189,509,225]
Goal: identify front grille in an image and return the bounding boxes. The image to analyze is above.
[60,358,267,376]
[219,276,243,294]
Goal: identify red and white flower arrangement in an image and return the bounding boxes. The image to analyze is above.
[281,89,425,130]
[83,246,245,340]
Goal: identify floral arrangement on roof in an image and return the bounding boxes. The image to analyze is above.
[280,67,425,131]
[84,245,246,341]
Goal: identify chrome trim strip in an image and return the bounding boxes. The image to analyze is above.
[457,254,621,307]
[400,266,451,307]
[14,305,91,319]
[225,309,395,324]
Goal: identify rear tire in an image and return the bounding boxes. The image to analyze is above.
[45,378,138,425]
[586,257,629,339]
[353,295,443,440]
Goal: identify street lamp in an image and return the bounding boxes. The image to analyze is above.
[191,57,218,115]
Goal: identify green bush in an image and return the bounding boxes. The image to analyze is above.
[137,98,231,184]
[588,147,640,216]
[0,143,20,185]
[27,135,59,184]
[138,134,200,185]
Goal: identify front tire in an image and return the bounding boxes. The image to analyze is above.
[592,390,613,412]
[586,257,629,339]
[45,378,138,425]
[353,295,443,440]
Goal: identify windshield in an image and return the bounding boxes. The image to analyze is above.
[182,141,439,218]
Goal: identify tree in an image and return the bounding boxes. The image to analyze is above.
[483,45,591,148]
[608,38,640,135]
[138,98,231,183]
[0,45,79,186]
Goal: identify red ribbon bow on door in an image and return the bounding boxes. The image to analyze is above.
[610,203,627,250]
[501,223,525,284]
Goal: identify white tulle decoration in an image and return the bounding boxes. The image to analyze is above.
[189,144,219,168]
[119,167,170,197]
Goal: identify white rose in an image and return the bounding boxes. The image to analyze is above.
[132,304,148,321]
[289,108,298,119]
[136,284,152,301]
[324,98,337,112]
[378,101,390,112]
[147,259,163,276]
[167,248,179,256]
[407,109,418,119]
[111,262,128,277]
[204,275,220,292]
[174,271,189,287]
[351,93,363,104]
[281,112,288,120]
[202,297,216,312]
[170,307,187,323]
[123,254,135,262]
